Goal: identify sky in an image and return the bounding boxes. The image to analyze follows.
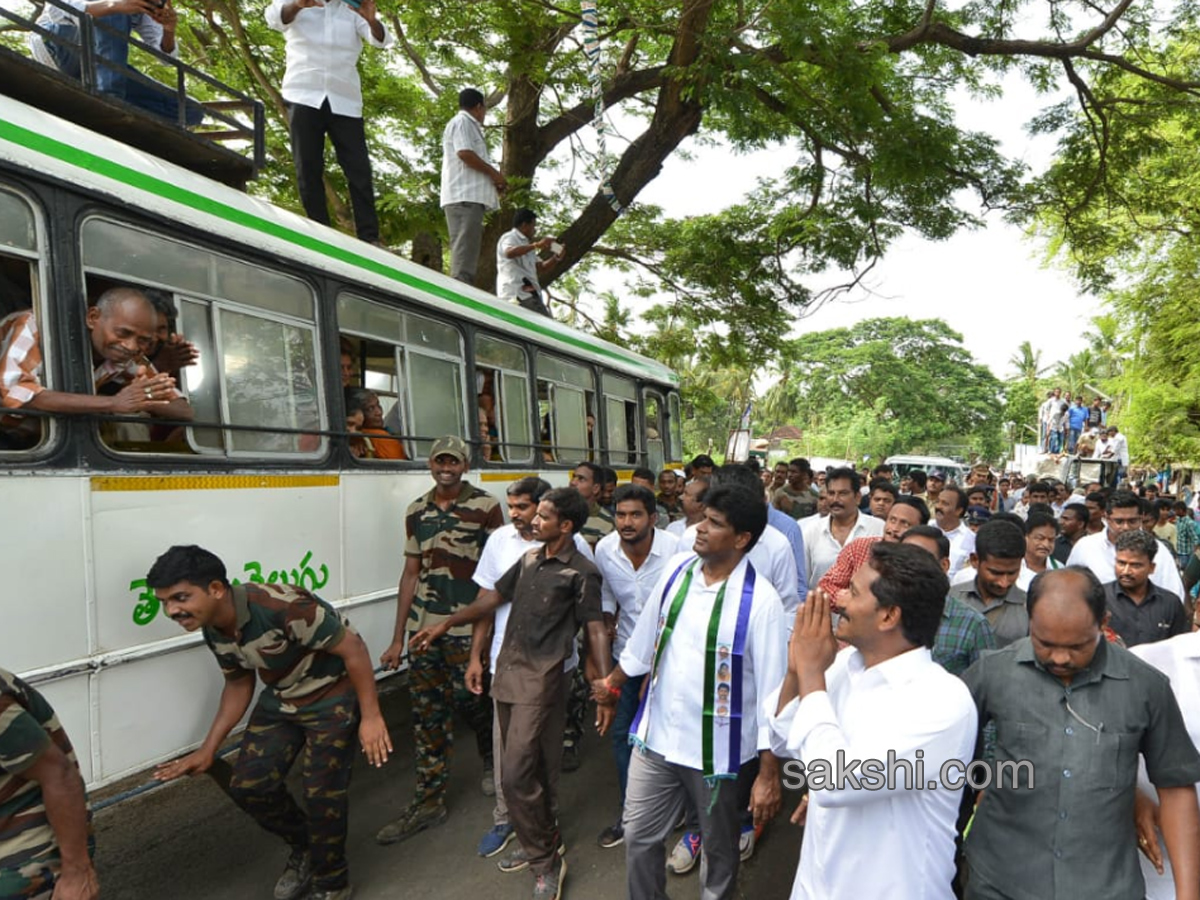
[604,73,1102,382]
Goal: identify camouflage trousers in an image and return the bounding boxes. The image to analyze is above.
[0,863,56,900]
[562,654,590,749]
[227,692,359,891]
[408,633,493,807]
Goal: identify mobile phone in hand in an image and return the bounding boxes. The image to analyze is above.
[550,241,564,255]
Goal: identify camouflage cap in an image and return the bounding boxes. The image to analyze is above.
[429,435,468,462]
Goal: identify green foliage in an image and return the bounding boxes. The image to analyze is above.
[760,317,1005,461]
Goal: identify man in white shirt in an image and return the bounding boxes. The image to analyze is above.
[495,208,564,316]
[801,467,884,587]
[766,543,977,900]
[1039,388,1060,451]
[407,477,591,861]
[666,475,708,539]
[31,0,201,124]
[680,466,801,616]
[442,88,507,285]
[934,485,976,579]
[1132,629,1200,899]
[592,485,678,849]
[267,0,390,242]
[595,485,786,900]
[1107,424,1131,487]
[1067,490,1186,599]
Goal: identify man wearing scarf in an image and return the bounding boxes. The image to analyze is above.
[593,484,787,900]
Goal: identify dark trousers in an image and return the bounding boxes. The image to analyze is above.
[226,693,359,891]
[611,669,646,804]
[496,678,569,876]
[288,100,379,243]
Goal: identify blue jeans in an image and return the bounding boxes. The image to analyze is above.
[612,669,646,805]
[1068,428,1081,453]
[1049,430,1063,454]
[42,16,202,125]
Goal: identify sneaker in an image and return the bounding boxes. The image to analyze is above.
[375,802,448,845]
[498,838,567,874]
[478,823,516,858]
[739,822,764,861]
[667,831,702,875]
[309,888,353,900]
[533,857,567,900]
[482,768,496,797]
[273,851,311,900]
[561,743,580,773]
[597,821,624,849]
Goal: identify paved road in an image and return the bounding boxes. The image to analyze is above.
[92,682,804,899]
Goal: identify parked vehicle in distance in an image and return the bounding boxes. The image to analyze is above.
[884,454,969,484]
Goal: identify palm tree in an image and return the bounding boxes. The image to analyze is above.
[1008,341,1050,385]
[1083,314,1128,381]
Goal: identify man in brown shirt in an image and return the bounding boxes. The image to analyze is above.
[464,487,611,900]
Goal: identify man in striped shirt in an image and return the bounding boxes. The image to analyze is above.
[0,287,191,449]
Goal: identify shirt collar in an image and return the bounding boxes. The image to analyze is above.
[231,584,252,632]
[845,645,935,685]
[539,539,580,565]
[1014,634,1131,683]
[1110,581,1166,606]
[422,480,472,507]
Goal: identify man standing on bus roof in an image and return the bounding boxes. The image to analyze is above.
[150,545,390,900]
[266,0,393,245]
[496,208,564,317]
[29,0,203,126]
[0,667,97,900]
[0,286,192,450]
[442,88,507,285]
[378,436,504,844]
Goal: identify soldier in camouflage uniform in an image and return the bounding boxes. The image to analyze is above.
[0,669,96,900]
[151,545,391,900]
[563,461,616,769]
[377,435,503,844]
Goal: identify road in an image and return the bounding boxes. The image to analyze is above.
[91,681,804,899]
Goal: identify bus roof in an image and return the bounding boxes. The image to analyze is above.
[0,94,677,386]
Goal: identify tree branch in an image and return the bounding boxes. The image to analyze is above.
[385,12,441,97]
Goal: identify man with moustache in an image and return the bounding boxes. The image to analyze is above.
[592,484,678,848]
[801,467,884,587]
[150,545,389,900]
[961,568,1200,900]
[817,495,931,598]
[1068,491,1186,599]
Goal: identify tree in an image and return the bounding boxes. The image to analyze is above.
[759,317,1005,461]
[1008,341,1049,385]
[141,0,1200,360]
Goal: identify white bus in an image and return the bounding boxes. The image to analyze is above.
[0,91,682,792]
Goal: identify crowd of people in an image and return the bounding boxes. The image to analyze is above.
[24,5,562,313]
[4,444,1200,900]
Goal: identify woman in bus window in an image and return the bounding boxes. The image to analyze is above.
[353,387,406,460]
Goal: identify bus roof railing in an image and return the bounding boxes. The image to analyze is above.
[0,0,264,189]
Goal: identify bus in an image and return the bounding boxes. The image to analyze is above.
[0,90,682,793]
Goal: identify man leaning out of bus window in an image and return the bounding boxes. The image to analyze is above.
[0,285,192,449]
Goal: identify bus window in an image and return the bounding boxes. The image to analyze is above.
[602,372,639,466]
[0,188,48,453]
[81,218,324,457]
[536,353,593,463]
[667,391,684,462]
[643,390,665,474]
[337,294,467,460]
[475,334,532,464]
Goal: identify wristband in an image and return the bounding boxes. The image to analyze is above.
[607,684,621,698]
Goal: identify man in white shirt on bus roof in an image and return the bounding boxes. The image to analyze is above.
[594,484,787,900]
[266,0,392,244]
[592,483,678,850]
[407,476,592,862]
[1067,489,1186,599]
[495,208,564,317]
[766,543,976,900]
[442,88,507,285]
[30,0,202,125]
[801,467,884,588]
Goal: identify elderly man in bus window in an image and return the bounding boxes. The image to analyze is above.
[0,286,192,450]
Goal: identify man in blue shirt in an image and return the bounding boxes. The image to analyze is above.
[1067,397,1089,454]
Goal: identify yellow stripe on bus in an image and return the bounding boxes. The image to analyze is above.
[479,472,540,482]
[90,474,341,492]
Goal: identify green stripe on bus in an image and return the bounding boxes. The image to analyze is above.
[0,117,676,383]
